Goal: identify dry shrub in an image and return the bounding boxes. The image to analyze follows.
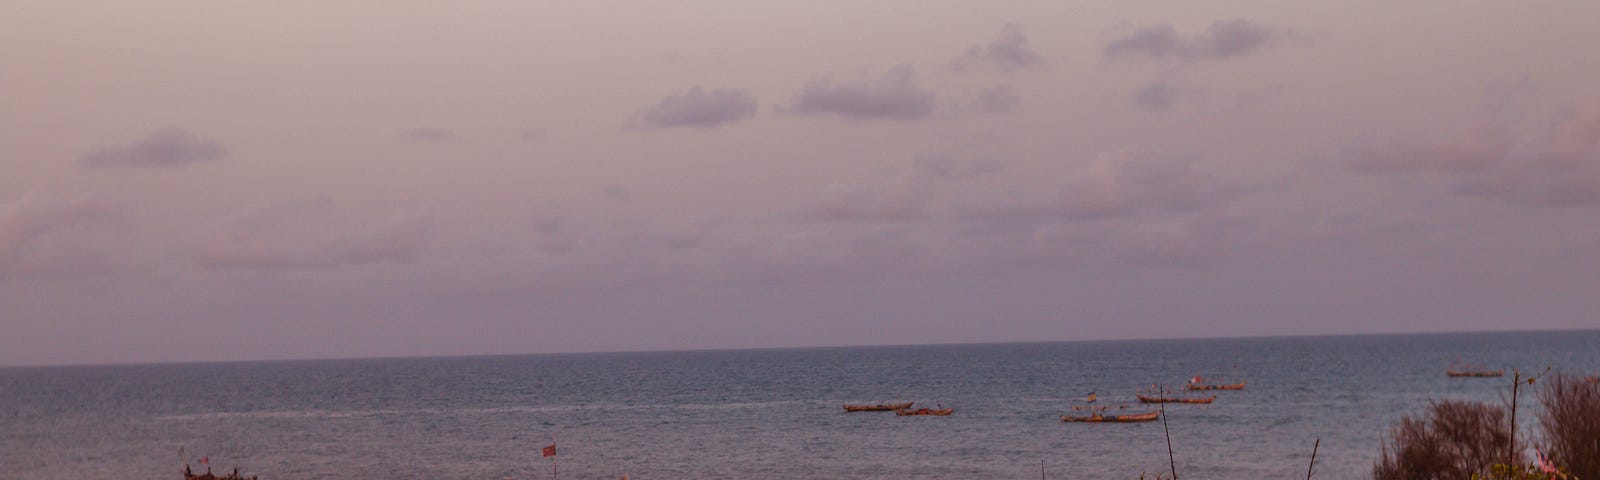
[1538,373,1600,480]
[1373,400,1511,480]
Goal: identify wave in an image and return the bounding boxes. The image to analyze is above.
[155,399,821,422]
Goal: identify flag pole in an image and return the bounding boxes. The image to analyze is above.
[552,432,558,480]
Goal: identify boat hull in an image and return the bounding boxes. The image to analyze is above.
[1446,370,1504,377]
[1061,411,1159,423]
[1184,381,1246,391]
[843,402,914,412]
[895,407,954,416]
[1136,394,1215,404]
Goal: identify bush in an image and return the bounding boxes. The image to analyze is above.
[1373,400,1512,480]
[1538,373,1600,480]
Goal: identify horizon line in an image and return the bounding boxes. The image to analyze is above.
[4,326,1596,370]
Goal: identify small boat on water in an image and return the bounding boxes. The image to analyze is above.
[843,401,914,412]
[1446,366,1503,377]
[1185,380,1246,391]
[184,466,256,480]
[895,407,954,416]
[1184,374,1246,390]
[1137,393,1216,404]
[1061,410,1159,423]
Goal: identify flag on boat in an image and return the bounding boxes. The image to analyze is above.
[199,456,208,465]
[542,444,557,457]
[1085,391,1097,403]
[1190,376,1202,384]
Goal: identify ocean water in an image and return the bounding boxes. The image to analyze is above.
[3,330,1598,480]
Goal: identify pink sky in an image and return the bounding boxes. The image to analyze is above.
[3,0,1599,365]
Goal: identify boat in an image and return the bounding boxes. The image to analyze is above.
[1061,410,1159,423]
[895,407,954,416]
[184,466,257,480]
[1184,380,1246,391]
[843,401,914,412]
[1137,393,1215,404]
[1446,367,1503,377]
[1190,374,1248,390]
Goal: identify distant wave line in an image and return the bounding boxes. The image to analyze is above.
[154,400,819,422]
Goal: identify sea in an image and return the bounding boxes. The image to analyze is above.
[3,330,1598,480]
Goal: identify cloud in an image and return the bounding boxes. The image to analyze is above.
[957,149,1245,224]
[603,186,631,201]
[1342,124,1511,174]
[1234,83,1287,109]
[0,192,121,281]
[796,176,933,222]
[973,85,1021,114]
[953,23,1042,72]
[1104,19,1284,62]
[796,154,1007,223]
[400,127,455,141]
[1342,96,1600,207]
[197,197,434,269]
[782,65,936,120]
[78,127,226,169]
[637,87,757,128]
[913,154,1006,180]
[1063,149,1243,218]
[1131,81,1181,112]
[1552,95,1600,159]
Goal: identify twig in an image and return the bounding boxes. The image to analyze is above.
[1159,382,1177,480]
[1306,437,1319,480]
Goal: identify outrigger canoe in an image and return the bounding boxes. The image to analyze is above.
[1061,411,1159,423]
[1184,381,1246,391]
[895,407,954,416]
[1136,394,1216,404]
[1446,369,1503,378]
[843,402,914,412]
[184,466,257,480]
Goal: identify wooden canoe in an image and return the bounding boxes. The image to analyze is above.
[843,402,914,412]
[895,407,954,416]
[184,466,257,480]
[1184,381,1246,391]
[1446,369,1503,377]
[1061,411,1159,423]
[1137,394,1215,404]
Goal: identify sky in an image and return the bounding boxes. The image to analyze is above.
[3,0,1599,366]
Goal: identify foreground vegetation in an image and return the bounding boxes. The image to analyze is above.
[1373,372,1599,480]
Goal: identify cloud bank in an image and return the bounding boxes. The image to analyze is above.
[973,85,1021,114]
[401,127,455,141]
[954,23,1042,72]
[0,192,120,281]
[78,127,227,169]
[197,197,435,270]
[1104,19,1283,62]
[639,87,758,128]
[1132,81,1181,111]
[783,65,936,120]
[1343,96,1600,207]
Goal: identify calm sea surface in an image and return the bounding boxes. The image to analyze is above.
[3,330,1598,480]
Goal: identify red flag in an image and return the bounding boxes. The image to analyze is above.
[199,456,209,465]
[542,444,556,457]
